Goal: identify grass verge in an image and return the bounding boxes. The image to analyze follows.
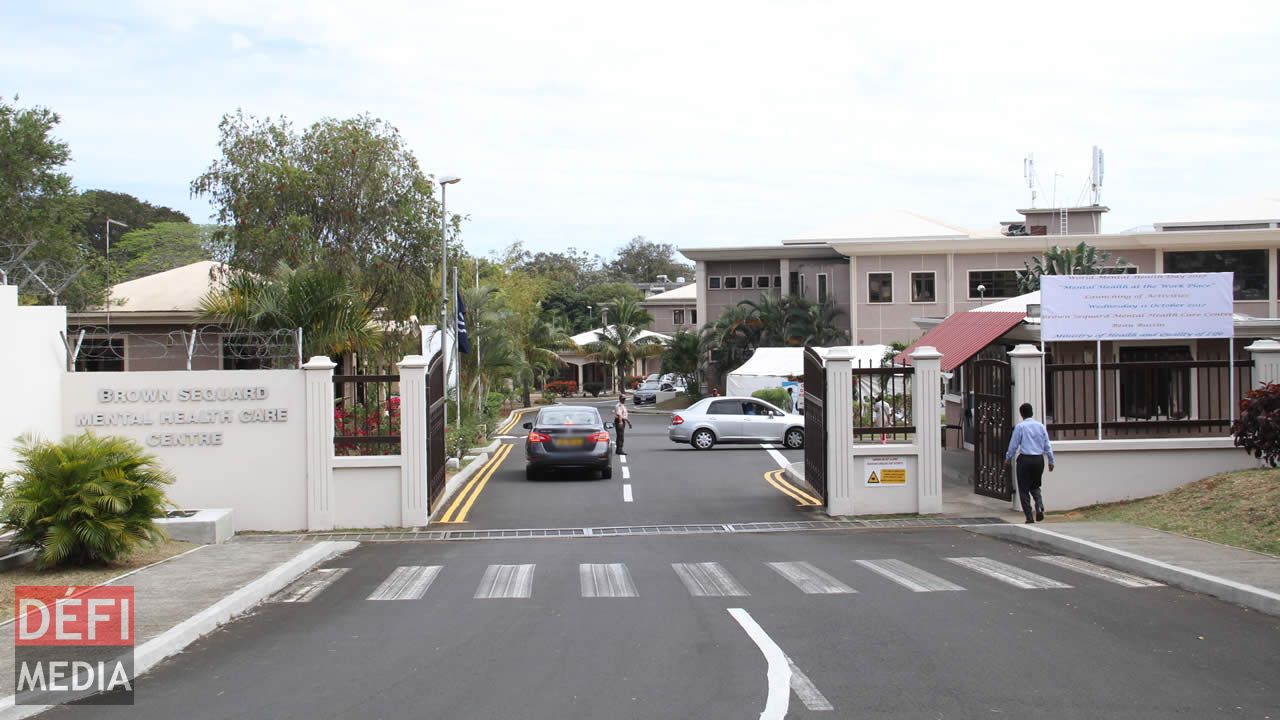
[1053,468,1280,556]
[0,540,198,618]
[655,396,694,411]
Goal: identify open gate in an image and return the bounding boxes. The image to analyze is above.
[802,346,827,504]
[426,351,447,512]
[972,347,1012,500]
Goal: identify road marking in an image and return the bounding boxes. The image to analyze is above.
[946,557,1072,589]
[763,469,822,506]
[271,567,349,603]
[440,443,513,524]
[622,465,631,479]
[673,562,749,597]
[623,484,633,502]
[855,559,966,592]
[767,561,855,594]
[579,563,639,597]
[1032,555,1164,588]
[367,566,442,601]
[474,564,535,599]
[620,455,627,465]
[759,443,792,469]
[727,608,791,720]
[787,657,833,711]
[495,407,535,435]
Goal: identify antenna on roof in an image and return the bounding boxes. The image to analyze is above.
[1090,146,1104,205]
[1023,153,1038,208]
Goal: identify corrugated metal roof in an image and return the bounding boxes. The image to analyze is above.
[899,312,1025,372]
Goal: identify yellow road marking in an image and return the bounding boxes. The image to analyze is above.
[779,472,824,505]
[439,443,514,524]
[496,407,536,435]
[764,469,822,506]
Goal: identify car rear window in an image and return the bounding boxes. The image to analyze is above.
[539,410,600,426]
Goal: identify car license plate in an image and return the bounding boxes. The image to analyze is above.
[557,437,585,448]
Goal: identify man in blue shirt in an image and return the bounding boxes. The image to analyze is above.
[1003,402,1055,523]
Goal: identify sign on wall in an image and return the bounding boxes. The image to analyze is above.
[1040,273,1234,341]
[865,456,907,486]
[72,385,290,448]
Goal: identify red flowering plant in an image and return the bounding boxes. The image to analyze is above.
[545,380,577,396]
[1232,382,1280,467]
[334,396,402,456]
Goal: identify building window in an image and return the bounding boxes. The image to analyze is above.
[867,272,893,303]
[673,309,685,325]
[1119,346,1191,419]
[691,309,697,325]
[788,271,800,296]
[75,338,124,372]
[757,275,770,290]
[724,276,738,289]
[816,273,830,304]
[773,275,782,288]
[1165,250,1268,300]
[1100,265,1139,275]
[910,271,936,303]
[708,276,721,290]
[967,270,1019,299]
[740,276,754,289]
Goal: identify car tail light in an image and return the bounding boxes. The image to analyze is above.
[588,431,610,443]
[671,415,684,425]
[527,431,550,443]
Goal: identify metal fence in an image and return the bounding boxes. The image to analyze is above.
[63,326,302,371]
[334,373,401,456]
[851,358,915,442]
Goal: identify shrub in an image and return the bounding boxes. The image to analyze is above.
[0,433,174,568]
[334,396,401,456]
[1233,382,1280,466]
[485,391,505,419]
[624,375,644,390]
[583,381,605,398]
[545,380,577,396]
[540,390,559,404]
[446,420,486,459]
[752,387,790,411]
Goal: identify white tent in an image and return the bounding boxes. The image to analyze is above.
[725,345,889,397]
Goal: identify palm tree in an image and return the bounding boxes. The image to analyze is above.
[660,330,703,396]
[738,293,795,346]
[513,316,576,407]
[1018,241,1129,293]
[699,304,759,389]
[791,297,850,346]
[458,284,523,410]
[582,297,662,393]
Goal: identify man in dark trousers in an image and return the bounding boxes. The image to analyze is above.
[613,395,632,455]
[1003,402,1055,523]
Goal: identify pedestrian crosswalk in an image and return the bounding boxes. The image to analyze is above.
[270,555,1163,605]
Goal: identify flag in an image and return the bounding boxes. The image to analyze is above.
[455,288,471,354]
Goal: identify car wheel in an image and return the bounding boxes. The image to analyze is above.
[784,428,805,449]
[691,429,715,450]
[526,468,540,481]
[601,466,613,479]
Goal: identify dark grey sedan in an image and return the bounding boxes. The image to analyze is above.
[523,405,614,480]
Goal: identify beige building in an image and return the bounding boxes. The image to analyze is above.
[640,284,698,334]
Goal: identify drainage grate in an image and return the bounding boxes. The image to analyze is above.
[232,517,1005,544]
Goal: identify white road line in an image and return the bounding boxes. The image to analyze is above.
[579,563,639,597]
[474,564,535,599]
[855,559,966,592]
[1032,555,1164,588]
[623,484,633,502]
[673,562,749,597]
[727,608,791,720]
[946,557,1072,590]
[271,567,349,603]
[787,657,834,711]
[759,443,791,469]
[622,466,631,479]
[767,561,855,594]
[367,566,442,600]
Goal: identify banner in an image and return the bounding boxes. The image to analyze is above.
[1041,272,1234,341]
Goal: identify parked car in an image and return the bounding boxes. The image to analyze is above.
[633,380,662,405]
[523,405,613,480]
[668,397,805,450]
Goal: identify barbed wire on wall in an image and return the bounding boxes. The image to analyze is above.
[0,237,89,304]
[62,326,303,371]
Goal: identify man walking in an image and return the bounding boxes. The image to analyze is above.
[613,395,632,456]
[1003,402,1054,523]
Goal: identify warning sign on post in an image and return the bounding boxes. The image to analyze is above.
[865,456,907,487]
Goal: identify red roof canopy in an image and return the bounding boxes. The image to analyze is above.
[898,312,1025,372]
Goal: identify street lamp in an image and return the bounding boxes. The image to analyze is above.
[105,218,128,330]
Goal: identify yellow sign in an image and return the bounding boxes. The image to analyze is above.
[867,471,879,484]
[865,457,908,487]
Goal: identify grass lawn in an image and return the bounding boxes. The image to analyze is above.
[0,540,197,619]
[655,396,694,411]
[1053,468,1280,556]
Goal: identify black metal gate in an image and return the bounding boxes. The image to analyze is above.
[972,347,1012,500]
[426,352,447,512]
[802,346,827,504]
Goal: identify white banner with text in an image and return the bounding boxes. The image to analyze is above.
[1041,272,1234,341]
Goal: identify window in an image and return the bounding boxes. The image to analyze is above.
[708,276,721,290]
[773,275,782,288]
[789,271,801,296]
[1165,250,1268,300]
[708,400,741,415]
[740,276,754,289]
[690,309,697,325]
[867,272,893,303]
[1101,265,1139,275]
[967,270,1019,299]
[1119,346,1191,419]
[910,271,936,303]
[757,275,770,289]
[75,338,124,372]
[673,309,685,325]
[815,273,830,304]
[724,276,738,289]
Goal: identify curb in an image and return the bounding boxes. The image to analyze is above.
[783,461,805,486]
[0,540,357,719]
[430,448,493,523]
[965,524,1280,618]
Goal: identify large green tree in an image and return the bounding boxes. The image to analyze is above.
[582,296,661,393]
[607,236,693,282]
[111,222,213,281]
[80,190,189,254]
[660,330,703,397]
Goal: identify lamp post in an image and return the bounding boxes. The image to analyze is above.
[437,176,460,426]
[104,218,128,331]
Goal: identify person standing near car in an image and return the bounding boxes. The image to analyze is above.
[613,395,633,455]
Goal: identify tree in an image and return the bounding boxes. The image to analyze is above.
[583,281,644,312]
[660,330,703,397]
[192,110,451,322]
[1017,241,1128,293]
[80,190,189,254]
[513,317,576,407]
[582,297,661,393]
[607,236,693,283]
[700,304,760,387]
[111,222,213,281]
[791,298,850,346]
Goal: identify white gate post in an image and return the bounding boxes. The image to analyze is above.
[398,355,429,527]
[303,355,337,531]
[1008,344,1046,514]
[823,348,855,515]
[910,346,943,514]
[1246,339,1280,387]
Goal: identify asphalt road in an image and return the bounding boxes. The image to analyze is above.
[37,412,1280,719]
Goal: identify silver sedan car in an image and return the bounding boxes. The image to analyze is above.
[667,397,805,450]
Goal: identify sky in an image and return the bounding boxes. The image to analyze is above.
[4,0,1279,260]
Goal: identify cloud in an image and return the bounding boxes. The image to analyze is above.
[230,32,251,51]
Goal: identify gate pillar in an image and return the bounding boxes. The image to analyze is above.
[398,355,430,527]
[822,348,855,515]
[1008,344,1045,514]
[910,346,944,514]
[1246,339,1280,386]
[303,355,337,531]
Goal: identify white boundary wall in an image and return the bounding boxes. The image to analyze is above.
[0,286,66,473]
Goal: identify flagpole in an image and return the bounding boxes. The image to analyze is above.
[453,266,461,428]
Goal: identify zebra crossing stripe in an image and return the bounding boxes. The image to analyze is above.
[475,564,535,599]
[946,557,1072,589]
[272,567,350,603]
[1032,555,1164,588]
[855,559,966,592]
[367,566,443,600]
[673,562,749,597]
[580,563,639,598]
[767,561,855,594]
